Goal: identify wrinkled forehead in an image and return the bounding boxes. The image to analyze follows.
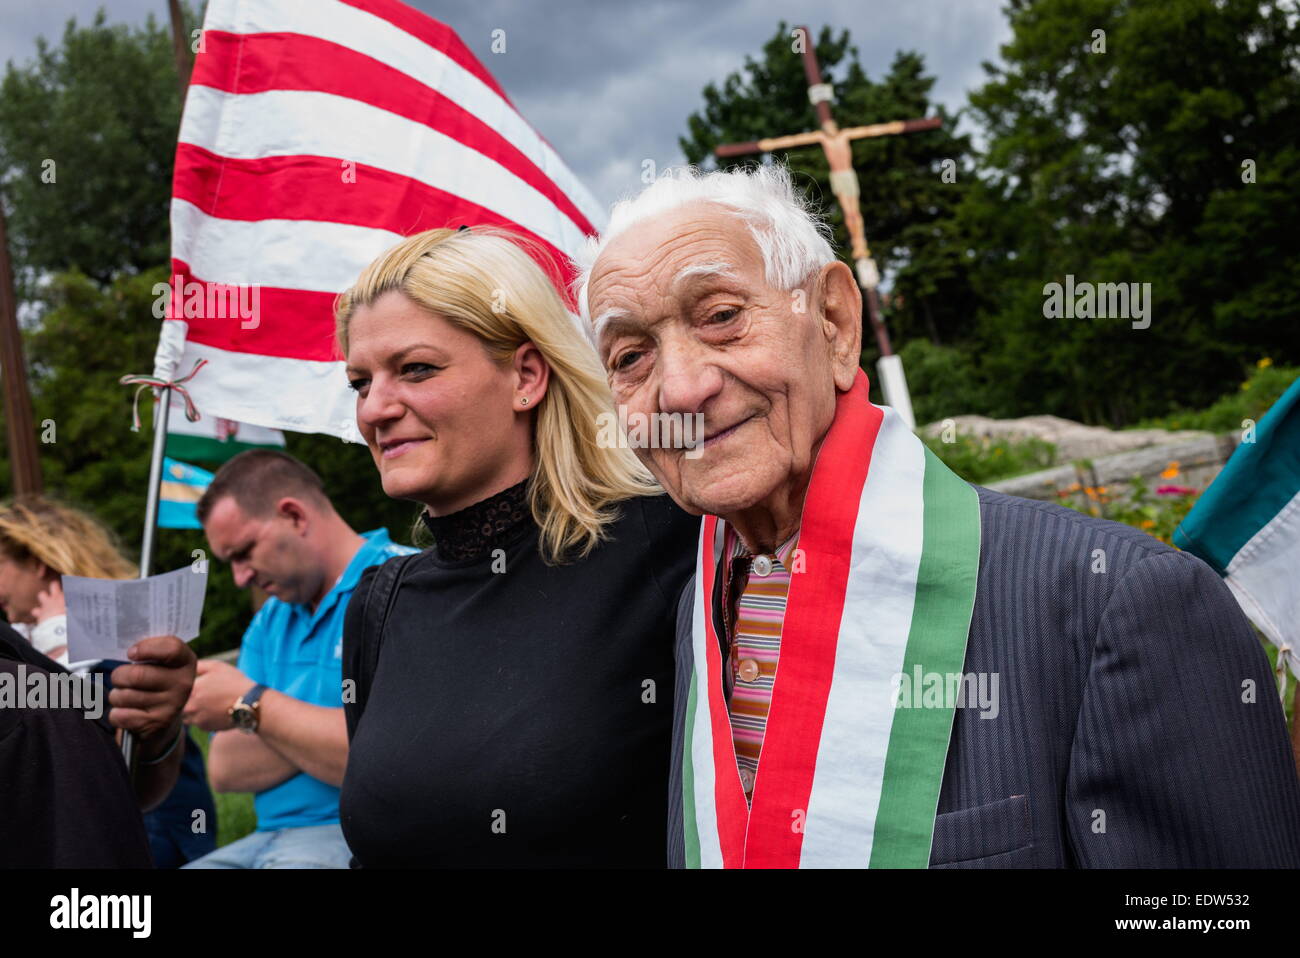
[585,202,762,332]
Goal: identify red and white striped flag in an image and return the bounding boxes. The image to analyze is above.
[159,0,605,440]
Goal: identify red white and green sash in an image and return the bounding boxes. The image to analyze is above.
[680,370,981,868]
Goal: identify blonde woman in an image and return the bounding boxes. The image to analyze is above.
[0,497,136,664]
[336,227,698,867]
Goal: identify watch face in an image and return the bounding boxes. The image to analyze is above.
[231,705,255,730]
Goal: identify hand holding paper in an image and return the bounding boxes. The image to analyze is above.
[62,565,207,664]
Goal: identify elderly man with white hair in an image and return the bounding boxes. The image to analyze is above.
[577,164,1300,869]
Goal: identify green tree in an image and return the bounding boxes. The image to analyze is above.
[960,0,1300,425]
[680,23,978,401]
[0,9,185,289]
[0,6,418,655]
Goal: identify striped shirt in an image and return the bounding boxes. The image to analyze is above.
[720,524,800,803]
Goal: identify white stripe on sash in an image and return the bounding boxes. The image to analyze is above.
[690,519,725,868]
[798,406,927,867]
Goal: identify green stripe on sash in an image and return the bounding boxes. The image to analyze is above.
[869,447,981,867]
[682,669,702,869]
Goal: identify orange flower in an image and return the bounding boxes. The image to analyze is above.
[1160,461,1180,479]
[1140,519,1156,530]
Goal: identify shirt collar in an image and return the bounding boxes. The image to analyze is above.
[338,529,394,591]
[419,479,531,563]
[292,529,394,628]
[722,522,800,568]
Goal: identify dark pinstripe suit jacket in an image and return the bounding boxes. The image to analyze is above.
[667,486,1300,868]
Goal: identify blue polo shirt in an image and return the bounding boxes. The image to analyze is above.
[235,529,418,832]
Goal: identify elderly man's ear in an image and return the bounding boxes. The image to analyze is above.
[815,260,863,392]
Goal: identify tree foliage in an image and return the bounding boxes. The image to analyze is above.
[682,3,1300,425]
[0,9,183,289]
[680,23,978,386]
[961,0,1300,424]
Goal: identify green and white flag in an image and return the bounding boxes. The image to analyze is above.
[164,390,285,464]
[1175,375,1300,677]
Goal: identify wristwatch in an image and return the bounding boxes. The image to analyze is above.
[229,683,269,733]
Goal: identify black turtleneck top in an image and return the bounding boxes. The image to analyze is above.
[339,484,698,868]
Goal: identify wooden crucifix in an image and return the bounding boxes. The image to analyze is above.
[715,25,941,428]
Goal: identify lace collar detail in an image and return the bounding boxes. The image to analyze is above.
[419,479,532,563]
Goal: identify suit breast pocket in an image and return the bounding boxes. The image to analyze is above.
[929,794,1034,868]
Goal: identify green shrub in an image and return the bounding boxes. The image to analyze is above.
[897,339,1004,425]
[1057,474,1199,546]
[922,433,1058,484]
[1136,360,1298,434]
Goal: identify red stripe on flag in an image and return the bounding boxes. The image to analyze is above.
[699,514,751,868]
[336,0,513,106]
[169,260,342,362]
[189,31,596,238]
[172,145,580,303]
[744,371,881,867]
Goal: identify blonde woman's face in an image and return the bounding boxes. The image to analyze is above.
[346,291,536,515]
[0,552,52,625]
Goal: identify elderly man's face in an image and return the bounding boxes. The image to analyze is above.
[587,202,860,521]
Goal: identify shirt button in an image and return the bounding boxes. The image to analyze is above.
[738,658,761,682]
[739,767,755,792]
[752,554,773,577]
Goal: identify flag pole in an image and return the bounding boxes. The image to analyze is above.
[120,386,173,770]
[124,0,193,767]
[140,390,171,580]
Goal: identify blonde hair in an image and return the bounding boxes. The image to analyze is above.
[0,496,137,580]
[335,227,659,563]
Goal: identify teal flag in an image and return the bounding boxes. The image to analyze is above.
[158,457,214,530]
[1175,375,1300,675]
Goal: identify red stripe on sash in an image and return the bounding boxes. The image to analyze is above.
[699,515,749,867]
[743,371,881,867]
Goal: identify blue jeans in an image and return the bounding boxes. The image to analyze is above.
[182,823,352,869]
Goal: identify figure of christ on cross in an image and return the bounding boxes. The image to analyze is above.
[714,25,942,428]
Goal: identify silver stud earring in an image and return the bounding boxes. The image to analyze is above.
[520,397,529,406]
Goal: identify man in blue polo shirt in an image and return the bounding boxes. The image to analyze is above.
[180,450,416,868]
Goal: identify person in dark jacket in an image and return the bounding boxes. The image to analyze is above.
[0,625,196,868]
[335,226,698,867]
[576,162,1300,868]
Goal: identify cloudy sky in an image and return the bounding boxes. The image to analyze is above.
[0,0,1012,207]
